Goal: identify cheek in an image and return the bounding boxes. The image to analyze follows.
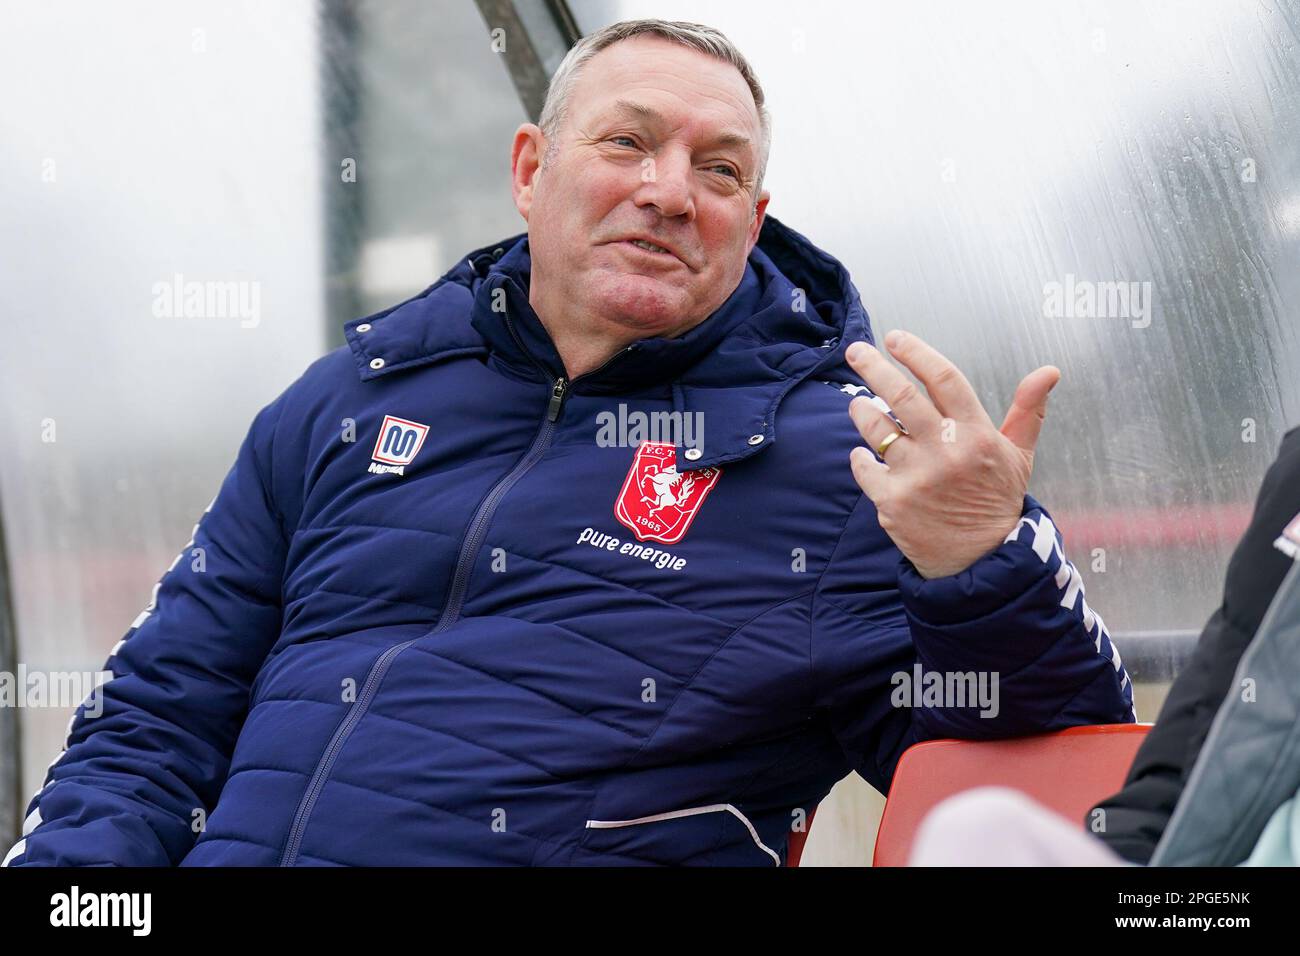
[695,208,753,279]
[563,164,632,225]
[700,200,751,245]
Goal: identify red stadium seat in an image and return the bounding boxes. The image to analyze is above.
[872,723,1151,866]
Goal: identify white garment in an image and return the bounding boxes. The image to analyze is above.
[908,786,1132,866]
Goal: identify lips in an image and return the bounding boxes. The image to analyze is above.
[613,235,686,266]
[627,238,672,255]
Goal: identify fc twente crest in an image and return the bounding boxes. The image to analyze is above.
[614,441,721,545]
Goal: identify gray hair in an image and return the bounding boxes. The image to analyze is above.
[537,19,771,209]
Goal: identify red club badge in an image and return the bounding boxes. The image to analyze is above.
[614,441,722,544]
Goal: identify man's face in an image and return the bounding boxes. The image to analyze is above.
[513,35,770,341]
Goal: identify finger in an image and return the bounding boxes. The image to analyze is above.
[844,340,942,436]
[849,396,913,465]
[999,365,1060,453]
[882,330,992,426]
[849,445,890,501]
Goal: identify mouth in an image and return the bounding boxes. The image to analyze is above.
[613,237,685,266]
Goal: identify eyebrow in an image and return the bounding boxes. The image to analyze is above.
[610,99,755,154]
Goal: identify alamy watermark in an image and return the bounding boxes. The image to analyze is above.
[151,273,261,328]
[596,403,703,450]
[0,666,112,717]
[891,664,1000,718]
[1042,274,1152,329]
[49,886,151,935]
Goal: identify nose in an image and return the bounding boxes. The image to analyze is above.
[632,148,695,222]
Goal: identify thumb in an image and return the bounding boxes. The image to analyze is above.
[1000,365,1060,453]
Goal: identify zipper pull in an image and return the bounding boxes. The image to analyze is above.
[547,376,569,422]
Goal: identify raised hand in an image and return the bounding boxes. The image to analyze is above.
[845,329,1060,579]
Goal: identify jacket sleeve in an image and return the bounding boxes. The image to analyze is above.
[811,493,1135,795]
[1089,425,1300,863]
[2,392,291,866]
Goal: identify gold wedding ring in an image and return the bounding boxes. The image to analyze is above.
[875,430,904,459]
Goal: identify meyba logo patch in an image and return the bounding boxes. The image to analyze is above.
[369,414,430,476]
[615,441,720,544]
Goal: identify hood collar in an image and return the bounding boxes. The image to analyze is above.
[345,215,873,469]
[466,239,763,396]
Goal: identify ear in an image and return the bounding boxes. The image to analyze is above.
[511,123,547,221]
[745,189,771,253]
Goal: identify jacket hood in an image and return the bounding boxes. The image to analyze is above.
[345,214,873,468]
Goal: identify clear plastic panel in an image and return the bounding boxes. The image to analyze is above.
[0,0,327,818]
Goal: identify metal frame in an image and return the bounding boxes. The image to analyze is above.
[1110,630,1199,684]
[472,0,583,122]
[0,498,22,845]
[317,0,581,347]
[319,0,365,352]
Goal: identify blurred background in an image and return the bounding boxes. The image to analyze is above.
[1,0,1297,865]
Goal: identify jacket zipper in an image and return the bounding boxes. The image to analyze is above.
[279,320,632,865]
[435,323,638,629]
[433,374,566,630]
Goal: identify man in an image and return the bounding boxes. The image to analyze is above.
[4,19,1132,867]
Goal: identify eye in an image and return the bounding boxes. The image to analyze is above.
[608,135,639,148]
[707,163,739,180]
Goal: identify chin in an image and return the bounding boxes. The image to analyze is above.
[593,273,695,335]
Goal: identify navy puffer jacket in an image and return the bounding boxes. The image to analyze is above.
[5,216,1134,866]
